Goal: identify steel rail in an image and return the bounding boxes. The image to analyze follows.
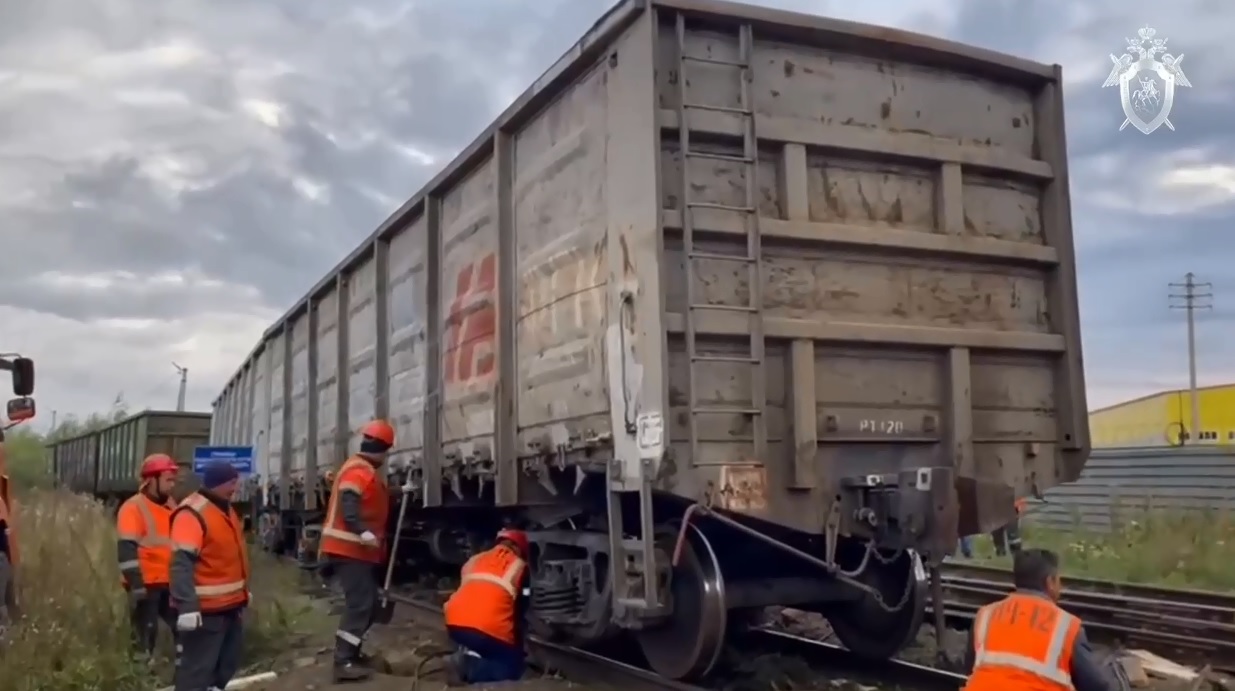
[745,628,966,690]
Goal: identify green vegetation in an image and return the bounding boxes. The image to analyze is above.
[0,400,332,691]
[961,510,1235,592]
[0,489,331,691]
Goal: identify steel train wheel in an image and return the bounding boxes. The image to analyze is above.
[634,524,727,680]
[825,551,927,660]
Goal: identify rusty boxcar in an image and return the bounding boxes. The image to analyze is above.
[210,0,1088,679]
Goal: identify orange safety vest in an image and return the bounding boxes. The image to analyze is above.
[443,545,527,644]
[170,493,250,613]
[319,456,389,564]
[963,592,1081,691]
[116,493,174,586]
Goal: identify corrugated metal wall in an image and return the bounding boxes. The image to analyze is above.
[1027,447,1235,531]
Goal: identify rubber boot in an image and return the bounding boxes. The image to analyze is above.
[333,660,375,683]
[444,650,468,687]
[333,640,375,683]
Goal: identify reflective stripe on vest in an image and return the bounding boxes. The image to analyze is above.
[117,494,173,548]
[320,457,378,545]
[176,494,248,601]
[973,601,1077,688]
[460,555,526,598]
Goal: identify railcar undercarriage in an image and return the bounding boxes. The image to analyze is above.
[282,465,938,682]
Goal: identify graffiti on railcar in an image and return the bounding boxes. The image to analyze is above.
[444,253,497,386]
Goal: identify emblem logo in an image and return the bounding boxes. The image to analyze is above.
[1102,26,1191,134]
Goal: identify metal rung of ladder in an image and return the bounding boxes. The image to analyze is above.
[685,151,752,164]
[688,251,755,262]
[682,55,746,68]
[690,303,756,313]
[692,355,758,364]
[688,202,754,213]
[682,102,752,115]
[674,13,768,467]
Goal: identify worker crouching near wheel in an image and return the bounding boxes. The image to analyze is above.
[318,420,395,683]
[169,462,250,691]
[962,548,1123,691]
[116,453,180,657]
[442,528,531,686]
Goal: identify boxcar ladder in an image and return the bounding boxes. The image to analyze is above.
[674,14,768,471]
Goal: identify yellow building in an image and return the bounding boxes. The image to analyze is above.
[1089,383,1235,448]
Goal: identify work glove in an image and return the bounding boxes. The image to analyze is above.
[176,612,203,632]
[359,531,378,546]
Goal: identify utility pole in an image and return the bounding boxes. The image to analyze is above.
[173,362,188,412]
[1169,273,1213,443]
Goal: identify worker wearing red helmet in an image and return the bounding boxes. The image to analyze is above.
[318,420,395,682]
[115,453,180,656]
[442,528,532,685]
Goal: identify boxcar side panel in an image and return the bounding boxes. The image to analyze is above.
[267,331,287,489]
[439,158,497,452]
[512,55,612,457]
[252,348,273,489]
[386,212,429,466]
[289,312,311,481]
[346,257,379,455]
[314,284,341,476]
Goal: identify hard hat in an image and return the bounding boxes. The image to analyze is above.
[496,528,529,555]
[140,454,179,479]
[361,420,395,446]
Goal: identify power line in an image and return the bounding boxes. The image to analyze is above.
[1168,272,1213,443]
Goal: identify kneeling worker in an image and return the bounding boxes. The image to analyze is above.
[443,529,531,685]
[117,453,179,656]
[169,462,249,691]
[962,548,1122,691]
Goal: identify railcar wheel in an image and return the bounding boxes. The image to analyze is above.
[634,524,727,681]
[825,550,927,660]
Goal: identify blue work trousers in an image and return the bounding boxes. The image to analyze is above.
[447,626,526,683]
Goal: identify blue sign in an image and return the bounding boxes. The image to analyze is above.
[193,446,254,475]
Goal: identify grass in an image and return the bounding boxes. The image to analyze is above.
[0,489,331,691]
[960,508,1235,592]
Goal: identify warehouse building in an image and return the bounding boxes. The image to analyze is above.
[1089,383,1235,448]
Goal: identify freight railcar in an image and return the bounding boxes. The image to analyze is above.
[210,0,1089,679]
[50,411,213,503]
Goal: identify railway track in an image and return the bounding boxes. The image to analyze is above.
[286,554,1228,689]
[382,589,966,691]
[940,561,1235,672]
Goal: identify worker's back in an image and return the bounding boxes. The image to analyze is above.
[444,544,526,644]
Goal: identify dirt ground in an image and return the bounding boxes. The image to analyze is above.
[242,586,588,691]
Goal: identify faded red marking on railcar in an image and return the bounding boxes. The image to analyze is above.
[443,253,496,386]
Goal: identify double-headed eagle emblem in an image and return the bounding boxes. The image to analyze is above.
[1102,26,1191,134]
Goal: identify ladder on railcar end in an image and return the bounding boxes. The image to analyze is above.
[674,14,768,471]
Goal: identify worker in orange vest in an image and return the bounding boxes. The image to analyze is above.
[962,548,1120,691]
[116,453,180,655]
[169,461,249,691]
[318,420,395,683]
[442,529,532,685]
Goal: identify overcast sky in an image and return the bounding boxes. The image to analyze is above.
[2,0,1232,428]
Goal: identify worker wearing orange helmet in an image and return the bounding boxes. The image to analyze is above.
[442,528,532,685]
[116,453,179,656]
[318,420,395,682]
